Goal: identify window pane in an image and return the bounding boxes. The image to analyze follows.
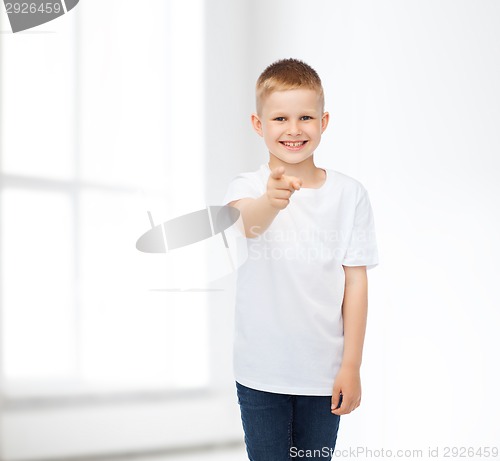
[0,14,76,180]
[0,0,210,394]
[1,189,75,380]
[79,0,170,190]
[79,190,209,389]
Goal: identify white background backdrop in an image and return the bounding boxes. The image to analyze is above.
[1,0,499,459]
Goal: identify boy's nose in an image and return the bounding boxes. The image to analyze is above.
[287,122,302,136]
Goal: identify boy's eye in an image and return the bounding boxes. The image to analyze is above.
[273,116,313,121]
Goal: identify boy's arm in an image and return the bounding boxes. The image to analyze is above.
[341,265,368,368]
[331,265,368,415]
[228,196,280,238]
[227,166,302,238]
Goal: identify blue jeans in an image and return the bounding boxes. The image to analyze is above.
[236,381,341,460]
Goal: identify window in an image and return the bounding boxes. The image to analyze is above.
[0,0,209,397]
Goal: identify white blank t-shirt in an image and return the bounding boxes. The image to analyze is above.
[223,163,379,395]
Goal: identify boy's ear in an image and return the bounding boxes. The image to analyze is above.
[251,113,263,137]
[321,111,330,133]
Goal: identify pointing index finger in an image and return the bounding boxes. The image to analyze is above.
[270,166,285,179]
[289,177,303,190]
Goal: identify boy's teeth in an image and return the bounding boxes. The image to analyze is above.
[283,141,305,147]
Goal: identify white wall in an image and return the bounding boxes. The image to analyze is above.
[204,0,254,393]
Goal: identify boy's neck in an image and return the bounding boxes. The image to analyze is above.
[268,155,326,188]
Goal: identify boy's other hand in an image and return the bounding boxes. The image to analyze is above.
[331,365,362,416]
[266,166,303,210]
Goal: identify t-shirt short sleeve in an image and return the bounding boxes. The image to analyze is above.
[223,173,263,206]
[342,186,379,270]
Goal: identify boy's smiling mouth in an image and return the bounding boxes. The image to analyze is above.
[279,140,308,151]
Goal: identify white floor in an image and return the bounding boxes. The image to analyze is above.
[111,444,248,461]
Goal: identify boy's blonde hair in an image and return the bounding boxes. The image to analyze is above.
[255,58,324,115]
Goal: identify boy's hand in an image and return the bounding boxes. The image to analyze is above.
[266,166,303,210]
[331,365,362,415]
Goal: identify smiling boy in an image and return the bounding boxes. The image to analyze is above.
[223,58,379,460]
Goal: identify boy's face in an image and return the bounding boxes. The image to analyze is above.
[251,88,329,166]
